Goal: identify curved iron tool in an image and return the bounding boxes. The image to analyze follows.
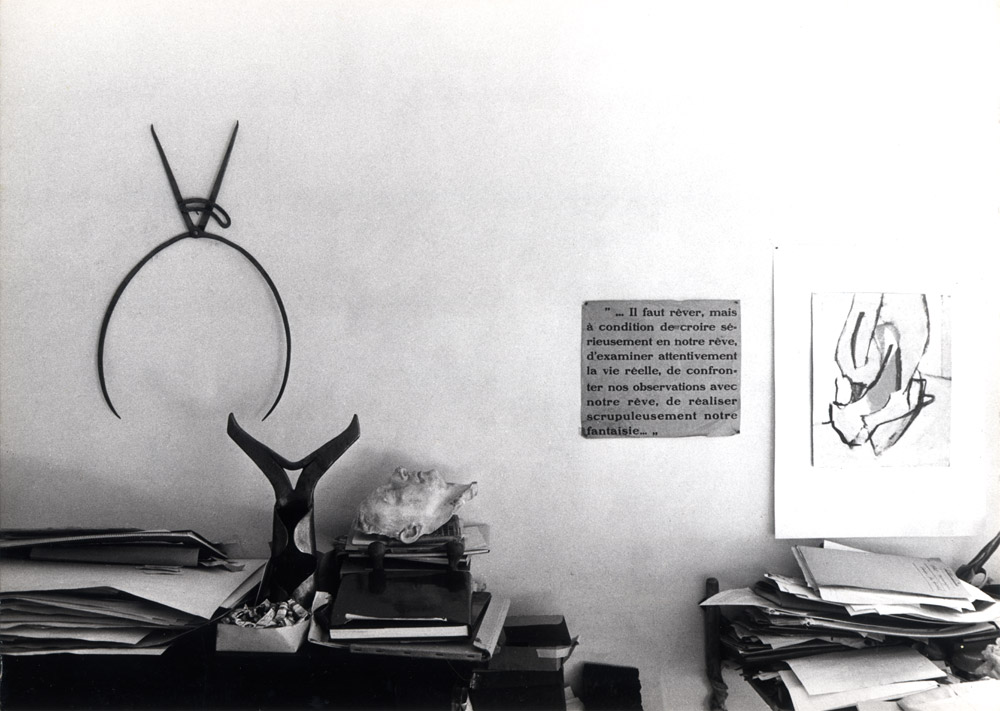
[97,123,291,420]
[956,528,1000,585]
[227,412,360,602]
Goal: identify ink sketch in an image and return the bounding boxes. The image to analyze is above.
[811,292,951,468]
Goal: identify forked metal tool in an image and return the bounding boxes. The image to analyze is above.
[97,123,291,420]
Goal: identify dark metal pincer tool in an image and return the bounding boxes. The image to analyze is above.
[97,123,291,420]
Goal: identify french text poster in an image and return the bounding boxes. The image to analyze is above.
[581,300,741,438]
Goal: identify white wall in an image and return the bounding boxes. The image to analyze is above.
[2,2,999,708]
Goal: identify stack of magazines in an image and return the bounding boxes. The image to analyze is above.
[701,541,1000,710]
[309,515,507,661]
[0,528,266,655]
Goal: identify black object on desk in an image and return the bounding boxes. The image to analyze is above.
[579,662,643,711]
[227,412,360,602]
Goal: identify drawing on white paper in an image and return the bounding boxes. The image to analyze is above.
[812,292,951,467]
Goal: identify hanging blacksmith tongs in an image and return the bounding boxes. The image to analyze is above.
[97,123,291,420]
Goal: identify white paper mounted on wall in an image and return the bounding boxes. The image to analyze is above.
[773,244,997,538]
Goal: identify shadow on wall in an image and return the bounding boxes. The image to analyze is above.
[0,454,266,547]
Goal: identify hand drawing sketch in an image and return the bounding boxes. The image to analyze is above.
[811,292,951,467]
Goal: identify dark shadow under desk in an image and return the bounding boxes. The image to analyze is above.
[1,626,477,711]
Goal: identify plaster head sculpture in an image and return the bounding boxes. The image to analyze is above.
[356,467,477,544]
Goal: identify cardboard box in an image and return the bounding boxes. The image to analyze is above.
[215,618,309,654]
[489,615,577,672]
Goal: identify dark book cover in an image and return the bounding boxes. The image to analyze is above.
[329,569,473,626]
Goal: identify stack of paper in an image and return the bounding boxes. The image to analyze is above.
[777,647,944,711]
[0,530,267,655]
[701,542,1000,709]
[0,528,244,569]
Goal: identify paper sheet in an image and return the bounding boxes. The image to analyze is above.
[785,647,946,697]
[779,670,938,711]
[699,588,774,608]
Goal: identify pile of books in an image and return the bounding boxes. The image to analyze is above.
[702,541,1000,710]
[0,528,266,654]
[309,515,507,661]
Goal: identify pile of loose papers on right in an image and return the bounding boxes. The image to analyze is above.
[702,542,1000,710]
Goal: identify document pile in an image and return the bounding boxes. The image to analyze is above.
[309,515,507,661]
[702,542,1000,710]
[0,528,267,655]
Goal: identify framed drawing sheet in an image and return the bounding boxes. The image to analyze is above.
[774,244,997,538]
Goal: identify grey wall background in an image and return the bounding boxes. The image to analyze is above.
[2,2,999,707]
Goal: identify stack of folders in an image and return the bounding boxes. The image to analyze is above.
[702,541,1000,711]
[0,528,267,655]
[309,516,507,661]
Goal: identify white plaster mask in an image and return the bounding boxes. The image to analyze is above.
[355,467,477,543]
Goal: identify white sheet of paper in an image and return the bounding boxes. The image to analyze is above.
[699,588,774,607]
[774,244,996,538]
[785,647,946,697]
[779,670,938,711]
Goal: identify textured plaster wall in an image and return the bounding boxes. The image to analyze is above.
[2,2,999,708]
